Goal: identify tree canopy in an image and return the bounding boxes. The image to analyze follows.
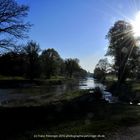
[106,20,138,83]
[24,41,41,80]
[65,58,81,78]
[94,58,110,81]
[40,48,63,78]
[0,0,31,49]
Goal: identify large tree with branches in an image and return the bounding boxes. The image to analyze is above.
[0,0,31,49]
[106,20,138,84]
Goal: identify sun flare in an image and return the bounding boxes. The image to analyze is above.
[132,11,140,37]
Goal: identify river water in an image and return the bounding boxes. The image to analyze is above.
[0,77,105,106]
[79,77,105,90]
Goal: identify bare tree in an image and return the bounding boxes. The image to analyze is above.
[0,0,31,49]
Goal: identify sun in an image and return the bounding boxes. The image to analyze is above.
[131,11,140,37]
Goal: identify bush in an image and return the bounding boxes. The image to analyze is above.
[94,87,103,100]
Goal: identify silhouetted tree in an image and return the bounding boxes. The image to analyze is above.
[72,68,87,78]
[94,67,106,81]
[106,20,138,84]
[65,58,80,78]
[59,60,66,76]
[24,41,41,80]
[96,58,109,73]
[94,58,110,81]
[0,0,31,49]
[40,48,63,79]
[0,51,26,76]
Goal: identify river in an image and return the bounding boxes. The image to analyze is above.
[0,77,106,106]
[79,77,105,90]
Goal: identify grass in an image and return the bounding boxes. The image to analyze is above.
[132,82,140,91]
[27,103,140,140]
[2,88,90,107]
[105,74,140,92]
[57,89,89,101]
[0,75,78,82]
[106,75,117,82]
[22,92,140,139]
[0,88,140,140]
[1,74,140,139]
[0,75,25,80]
[105,75,140,102]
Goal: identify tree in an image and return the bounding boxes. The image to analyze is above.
[0,0,31,49]
[24,41,41,80]
[94,67,105,81]
[96,58,109,73]
[131,50,140,79]
[73,68,87,78]
[106,20,138,84]
[40,48,63,79]
[0,51,26,77]
[94,58,110,81]
[65,58,80,78]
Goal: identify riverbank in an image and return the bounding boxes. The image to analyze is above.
[0,76,78,88]
[104,77,140,104]
[0,95,140,140]
[1,76,140,140]
[0,77,88,107]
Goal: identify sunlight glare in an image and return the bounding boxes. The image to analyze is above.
[132,11,140,37]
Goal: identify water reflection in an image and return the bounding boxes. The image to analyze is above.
[0,77,104,105]
[79,77,105,90]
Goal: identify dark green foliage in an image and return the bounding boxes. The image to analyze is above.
[0,52,26,76]
[94,67,105,81]
[0,41,41,80]
[23,41,41,80]
[74,68,87,78]
[108,81,137,103]
[40,48,63,79]
[0,47,87,80]
[94,87,103,100]
[64,58,81,78]
[94,58,109,82]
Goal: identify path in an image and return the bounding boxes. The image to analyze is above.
[108,125,140,140]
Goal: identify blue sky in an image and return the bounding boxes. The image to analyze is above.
[18,0,140,72]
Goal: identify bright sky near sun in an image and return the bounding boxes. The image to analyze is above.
[18,0,140,72]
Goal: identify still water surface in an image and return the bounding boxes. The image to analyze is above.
[0,77,105,106]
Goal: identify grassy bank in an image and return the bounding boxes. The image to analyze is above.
[1,92,140,140]
[0,75,77,88]
[1,75,140,139]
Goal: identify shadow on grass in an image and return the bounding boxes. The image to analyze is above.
[0,92,139,140]
[0,79,64,89]
[107,81,138,103]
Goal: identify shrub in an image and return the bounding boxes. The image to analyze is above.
[94,87,103,100]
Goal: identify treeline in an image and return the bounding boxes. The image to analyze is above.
[0,0,87,80]
[0,41,87,80]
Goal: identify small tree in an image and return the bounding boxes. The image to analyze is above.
[94,58,109,81]
[94,87,103,101]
